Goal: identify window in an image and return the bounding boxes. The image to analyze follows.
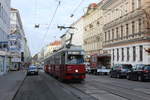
[138,19,142,32]
[117,49,119,61]
[139,45,143,61]
[138,0,141,8]
[89,24,93,28]
[127,47,130,61]
[116,27,119,39]
[112,29,114,40]
[122,48,124,61]
[113,49,115,61]
[108,30,110,40]
[121,25,123,39]
[133,46,136,61]
[132,0,135,11]
[132,21,135,35]
[97,21,100,25]
[105,32,107,41]
[126,24,129,37]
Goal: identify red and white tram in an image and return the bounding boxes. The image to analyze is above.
[44,45,86,82]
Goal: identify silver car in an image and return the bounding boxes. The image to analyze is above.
[27,65,39,75]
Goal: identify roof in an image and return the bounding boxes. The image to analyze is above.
[49,40,61,46]
[89,3,98,8]
[11,8,18,11]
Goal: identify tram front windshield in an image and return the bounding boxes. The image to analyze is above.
[67,54,84,64]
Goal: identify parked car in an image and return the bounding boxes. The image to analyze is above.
[84,62,91,73]
[127,64,150,81]
[27,65,39,75]
[110,64,132,78]
[97,66,110,75]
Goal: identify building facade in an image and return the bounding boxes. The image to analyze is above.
[9,8,31,70]
[102,0,150,65]
[83,3,104,56]
[44,40,61,58]
[67,17,84,48]
[0,0,11,75]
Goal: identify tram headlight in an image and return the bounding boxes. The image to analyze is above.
[75,69,79,73]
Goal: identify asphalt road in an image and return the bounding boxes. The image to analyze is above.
[13,72,96,100]
[13,72,150,100]
[71,75,150,100]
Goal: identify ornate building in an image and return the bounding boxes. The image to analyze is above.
[102,0,150,65]
[83,3,104,55]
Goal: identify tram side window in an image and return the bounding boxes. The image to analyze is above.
[55,54,61,64]
[49,57,52,64]
[51,56,55,64]
[61,53,65,64]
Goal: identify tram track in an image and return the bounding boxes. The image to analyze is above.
[70,82,129,100]
[86,80,150,100]
[42,72,97,100]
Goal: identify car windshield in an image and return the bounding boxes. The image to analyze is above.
[29,66,37,70]
[144,65,150,71]
[122,65,132,69]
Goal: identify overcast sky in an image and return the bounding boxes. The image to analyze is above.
[11,0,100,56]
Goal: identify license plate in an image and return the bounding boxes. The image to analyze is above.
[31,72,34,74]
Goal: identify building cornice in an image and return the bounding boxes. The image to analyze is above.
[101,0,116,9]
[103,9,144,30]
[103,31,150,48]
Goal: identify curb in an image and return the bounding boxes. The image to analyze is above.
[11,72,26,100]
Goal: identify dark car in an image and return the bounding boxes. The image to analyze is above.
[127,64,150,81]
[110,64,132,78]
[27,65,39,75]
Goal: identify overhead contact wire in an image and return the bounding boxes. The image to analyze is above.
[41,1,61,48]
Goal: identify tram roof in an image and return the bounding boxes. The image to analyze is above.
[44,45,84,61]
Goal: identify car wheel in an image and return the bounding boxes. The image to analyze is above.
[117,74,121,78]
[138,75,143,82]
[127,75,130,80]
[109,73,113,78]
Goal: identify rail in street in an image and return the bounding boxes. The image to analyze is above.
[13,72,150,100]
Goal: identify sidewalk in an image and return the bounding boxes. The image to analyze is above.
[0,71,26,100]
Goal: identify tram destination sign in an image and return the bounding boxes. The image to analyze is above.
[68,51,81,55]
